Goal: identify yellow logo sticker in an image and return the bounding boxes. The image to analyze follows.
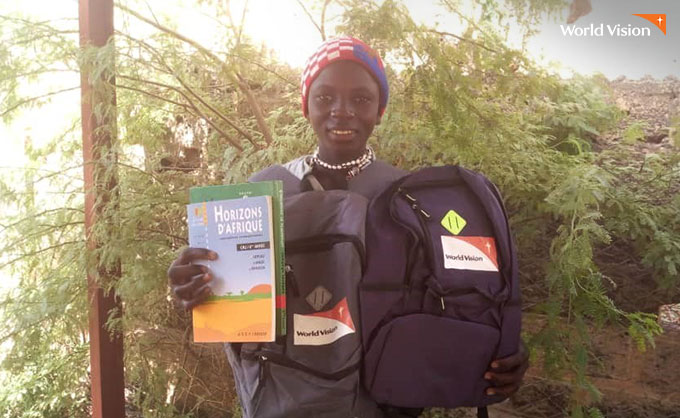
[441,210,467,235]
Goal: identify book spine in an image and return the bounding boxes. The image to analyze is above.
[275,182,286,336]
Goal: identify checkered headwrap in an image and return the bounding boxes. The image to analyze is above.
[301,36,389,118]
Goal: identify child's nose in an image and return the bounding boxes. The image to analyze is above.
[330,101,356,118]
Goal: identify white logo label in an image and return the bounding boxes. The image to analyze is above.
[293,298,355,346]
[441,236,499,272]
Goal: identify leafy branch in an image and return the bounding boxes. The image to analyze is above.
[0,86,80,119]
[116,2,274,145]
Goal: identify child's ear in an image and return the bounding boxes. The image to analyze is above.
[375,115,382,125]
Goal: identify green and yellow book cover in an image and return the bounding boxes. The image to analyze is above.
[189,181,286,338]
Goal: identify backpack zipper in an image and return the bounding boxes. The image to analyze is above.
[387,189,422,286]
[286,234,366,272]
[285,264,299,297]
[250,354,269,405]
[396,187,437,274]
[242,350,360,381]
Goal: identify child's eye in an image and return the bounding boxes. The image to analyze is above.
[354,96,371,104]
[315,95,332,103]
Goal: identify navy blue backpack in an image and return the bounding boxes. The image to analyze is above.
[360,165,521,411]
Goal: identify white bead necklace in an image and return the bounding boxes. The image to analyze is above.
[311,146,375,179]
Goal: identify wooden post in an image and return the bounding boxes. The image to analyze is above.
[78,0,125,417]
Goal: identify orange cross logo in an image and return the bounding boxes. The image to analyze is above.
[633,14,666,35]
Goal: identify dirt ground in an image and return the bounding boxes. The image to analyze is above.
[602,75,679,153]
[419,322,680,418]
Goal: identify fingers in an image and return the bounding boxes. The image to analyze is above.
[167,247,217,285]
[484,360,527,388]
[179,282,212,310]
[485,342,530,397]
[485,380,521,398]
[177,247,218,266]
[174,273,211,300]
[168,263,206,286]
[167,247,218,310]
[489,345,529,373]
[171,273,213,310]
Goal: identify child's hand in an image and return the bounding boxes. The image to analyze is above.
[483,340,529,398]
[167,248,217,310]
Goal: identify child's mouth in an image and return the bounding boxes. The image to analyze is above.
[328,129,357,140]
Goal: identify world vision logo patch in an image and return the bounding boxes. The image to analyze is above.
[293,298,355,346]
[560,13,666,37]
[441,236,498,272]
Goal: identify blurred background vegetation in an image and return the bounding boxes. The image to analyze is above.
[0,0,678,417]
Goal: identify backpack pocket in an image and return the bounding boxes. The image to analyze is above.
[363,313,499,408]
[392,182,508,299]
[285,237,363,374]
[242,350,361,418]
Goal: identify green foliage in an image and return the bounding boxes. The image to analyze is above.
[622,121,647,144]
[1,0,678,417]
[539,75,622,153]
[670,115,680,149]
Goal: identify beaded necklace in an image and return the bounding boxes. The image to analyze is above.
[311,146,375,179]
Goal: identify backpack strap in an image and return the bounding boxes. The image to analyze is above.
[248,164,304,196]
[305,174,325,191]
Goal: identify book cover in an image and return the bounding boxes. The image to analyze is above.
[187,195,276,342]
[189,181,286,336]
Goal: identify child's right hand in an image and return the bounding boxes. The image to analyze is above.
[167,248,217,310]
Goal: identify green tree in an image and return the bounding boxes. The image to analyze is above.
[1,1,677,417]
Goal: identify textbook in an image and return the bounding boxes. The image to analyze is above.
[189,181,286,337]
[188,181,285,342]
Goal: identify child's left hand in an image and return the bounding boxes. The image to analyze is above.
[483,340,529,398]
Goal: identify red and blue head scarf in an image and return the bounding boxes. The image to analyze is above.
[301,36,389,118]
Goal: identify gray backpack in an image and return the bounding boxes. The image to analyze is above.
[224,164,398,418]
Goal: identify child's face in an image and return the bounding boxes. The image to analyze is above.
[307,61,381,164]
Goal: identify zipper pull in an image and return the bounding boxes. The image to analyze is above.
[285,265,299,297]
[404,192,417,203]
[440,297,446,311]
[411,202,431,219]
[258,354,268,381]
[400,188,431,219]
